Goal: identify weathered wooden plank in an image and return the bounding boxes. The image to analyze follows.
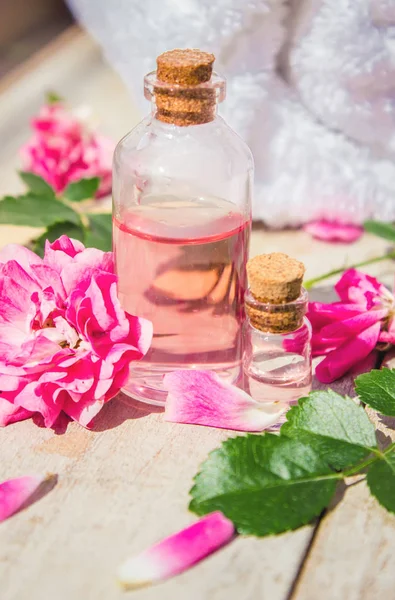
[292,408,395,600]
[0,395,315,600]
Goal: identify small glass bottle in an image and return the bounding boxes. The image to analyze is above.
[113,49,253,405]
[243,253,312,403]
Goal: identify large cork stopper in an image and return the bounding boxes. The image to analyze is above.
[246,253,306,333]
[157,49,215,85]
[155,49,217,126]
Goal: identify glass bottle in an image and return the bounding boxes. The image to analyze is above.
[113,49,253,405]
[243,254,312,403]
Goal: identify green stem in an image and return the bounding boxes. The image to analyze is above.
[383,442,395,455]
[342,454,380,478]
[304,251,395,290]
[341,443,395,479]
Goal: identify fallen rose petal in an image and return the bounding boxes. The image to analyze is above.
[303,220,363,243]
[163,370,287,432]
[117,511,235,589]
[0,474,56,522]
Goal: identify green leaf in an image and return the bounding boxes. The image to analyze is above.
[46,90,63,104]
[0,194,81,228]
[367,450,395,513]
[355,368,395,417]
[364,220,395,242]
[281,390,377,470]
[64,178,100,202]
[189,434,338,536]
[84,213,112,251]
[19,171,54,197]
[31,221,85,257]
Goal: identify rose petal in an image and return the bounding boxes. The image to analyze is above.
[0,244,43,270]
[0,397,33,427]
[117,512,235,589]
[378,330,395,344]
[163,370,287,432]
[319,309,387,341]
[315,322,381,383]
[304,220,363,243]
[307,302,363,331]
[0,475,50,521]
[335,269,389,307]
[349,350,379,376]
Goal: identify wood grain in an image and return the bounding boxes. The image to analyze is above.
[292,408,395,600]
[0,27,394,600]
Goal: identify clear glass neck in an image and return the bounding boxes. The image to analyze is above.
[245,288,309,333]
[144,70,226,126]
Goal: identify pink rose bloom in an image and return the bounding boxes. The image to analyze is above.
[0,236,152,428]
[308,269,394,383]
[21,103,114,197]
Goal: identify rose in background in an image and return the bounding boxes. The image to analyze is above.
[0,95,115,255]
[21,100,113,198]
[0,236,152,429]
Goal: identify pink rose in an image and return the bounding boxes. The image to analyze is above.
[0,236,152,428]
[308,269,394,382]
[21,103,114,197]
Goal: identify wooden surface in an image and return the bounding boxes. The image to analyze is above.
[1,27,395,600]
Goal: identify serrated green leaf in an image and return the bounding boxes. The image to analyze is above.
[189,434,338,536]
[364,220,395,242]
[367,450,395,513]
[84,213,112,251]
[64,178,100,202]
[31,221,85,257]
[281,390,377,470]
[0,194,81,228]
[19,171,54,197]
[355,368,395,417]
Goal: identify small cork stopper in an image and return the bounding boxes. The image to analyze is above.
[246,253,306,334]
[155,49,216,126]
[247,253,305,304]
[157,49,215,85]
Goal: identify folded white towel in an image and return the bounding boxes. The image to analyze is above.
[68,0,395,226]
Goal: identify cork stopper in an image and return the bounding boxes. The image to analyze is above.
[154,49,217,126]
[157,49,215,85]
[246,253,306,333]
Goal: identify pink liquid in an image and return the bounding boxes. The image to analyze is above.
[113,195,250,405]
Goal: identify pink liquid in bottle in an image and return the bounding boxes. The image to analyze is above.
[113,194,250,405]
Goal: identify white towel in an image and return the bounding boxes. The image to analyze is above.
[67,0,395,226]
